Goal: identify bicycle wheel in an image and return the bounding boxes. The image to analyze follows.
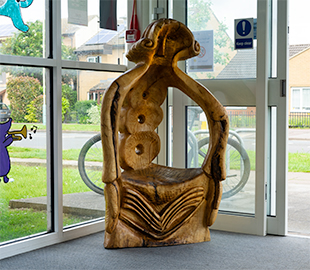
[198,137,251,199]
[78,133,104,195]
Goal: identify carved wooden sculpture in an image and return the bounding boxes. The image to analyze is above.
[101,18,229,248]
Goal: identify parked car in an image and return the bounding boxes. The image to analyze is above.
[0,103,11,123]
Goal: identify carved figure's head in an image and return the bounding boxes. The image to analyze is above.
[126,19,200,65]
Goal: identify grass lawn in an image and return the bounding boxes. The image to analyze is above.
[8,146,81,161]
[0,165,93,243]
[11,123,100,132]
[288,152,310,172]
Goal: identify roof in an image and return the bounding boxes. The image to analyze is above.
[289,44,310,58]
[216,48,256,79]
[74,25,126,54]
[216,44,310,79]
[86,25,125,45]
[89,81,112,91]
[0,24,18,39]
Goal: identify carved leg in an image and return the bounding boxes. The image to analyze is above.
[104,181,121,233]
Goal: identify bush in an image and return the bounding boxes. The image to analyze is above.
[25,95,43,123]
[62,84,77,111]
[7,76,42,123]
[62,97,70,122]
[87,104,101,125]
[75,100,97,124]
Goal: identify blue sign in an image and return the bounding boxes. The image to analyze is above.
[235,38,253,49]
[236,20,252,37]
[234,18,254,50]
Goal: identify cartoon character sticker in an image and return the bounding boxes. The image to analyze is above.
[0,118,35,183]
[0,118,13,183]
[0,0,33,32]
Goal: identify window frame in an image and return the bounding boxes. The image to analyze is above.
[0,0,127,259]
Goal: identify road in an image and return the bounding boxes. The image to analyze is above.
[11,131,97,150]
[11,130,310,154]
[229,130,310,153]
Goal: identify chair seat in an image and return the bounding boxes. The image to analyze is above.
[121,163,207,205]
[119,164,209,240]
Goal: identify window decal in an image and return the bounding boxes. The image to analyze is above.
[0,118,36,183]
[0,0,33,32]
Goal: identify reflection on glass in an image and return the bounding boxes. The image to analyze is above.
[61,0,127,64]
[62,69,123,228]
[187,106,256,214]
[0,66,47,243]
[187,0,257,79]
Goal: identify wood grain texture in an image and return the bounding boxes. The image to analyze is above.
[101,18,229,248]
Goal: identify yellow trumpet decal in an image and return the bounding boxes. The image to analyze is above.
[7,125,27,141]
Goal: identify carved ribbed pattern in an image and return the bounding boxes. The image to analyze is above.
[121,187,205,239]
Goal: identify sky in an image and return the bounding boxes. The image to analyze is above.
[0,0,309,45]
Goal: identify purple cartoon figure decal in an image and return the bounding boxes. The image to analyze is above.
[0,118,30,183]
[0,118,14,183]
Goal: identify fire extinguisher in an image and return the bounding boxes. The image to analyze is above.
[125,0,140,43]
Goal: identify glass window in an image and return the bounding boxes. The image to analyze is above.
[61,69,122,228]
[291,88,310,112]
[302,88,310,111]
[0,65,47,243]
[61,0,127,64]
[186,0,257,79]
[186,106,255,214]
[291,88,300,110]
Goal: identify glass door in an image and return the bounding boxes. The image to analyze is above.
[170,0,288,235]
[266,0,288,235]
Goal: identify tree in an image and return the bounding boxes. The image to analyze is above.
[187,0,212,30]
[187,0,233,68]
[6,76,42,123]
[0,21,43,57]
[0,20,78,84]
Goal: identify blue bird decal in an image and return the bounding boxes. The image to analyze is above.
[0,0,33,32]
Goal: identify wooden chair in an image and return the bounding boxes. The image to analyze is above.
[101,18,229,248]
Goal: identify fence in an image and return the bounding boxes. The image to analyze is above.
[227,111,256,128]
[289,112,310,128]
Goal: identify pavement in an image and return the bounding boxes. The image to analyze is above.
[287,173,310,236]
[9,192,105,219]
[288,128,310,140]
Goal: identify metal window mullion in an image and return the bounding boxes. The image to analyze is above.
[51,0,63,238]
[272,0,288,236]
[0,55,57,67]
[255,0,271,236]
[62,60,127,72]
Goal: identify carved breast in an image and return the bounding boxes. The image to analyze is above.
[118,73,167,170]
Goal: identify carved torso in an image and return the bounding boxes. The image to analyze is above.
[119,68,168,170]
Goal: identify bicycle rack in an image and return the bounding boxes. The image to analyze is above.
[189,129,251,190]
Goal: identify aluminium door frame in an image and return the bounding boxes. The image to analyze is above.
[170,0,275,236]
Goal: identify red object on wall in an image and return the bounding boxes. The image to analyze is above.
[126,0,140,43]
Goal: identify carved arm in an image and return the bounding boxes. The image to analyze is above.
[101,63,149,233]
